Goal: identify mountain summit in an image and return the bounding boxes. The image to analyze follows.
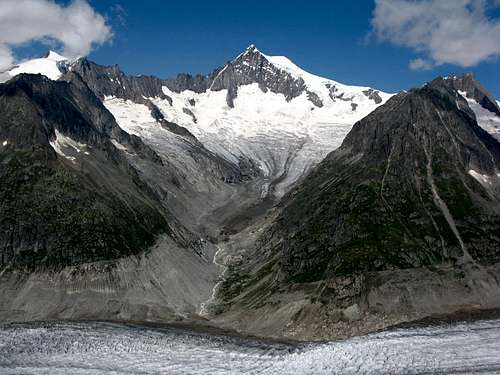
[6,51,69,81]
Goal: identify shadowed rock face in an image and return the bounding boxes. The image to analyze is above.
[74,45,314,109]
[164,45,319,107]
[253,78,500,283]
[0,74,186,269]
[212,77,500,340]
[208,45,308,106]
[64,58,172,104]
[66,58,261,184]
[442,73,500,117]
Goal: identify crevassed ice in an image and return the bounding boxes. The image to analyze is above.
[155,81,389,197]
[102,52,394,198]
[1,319,500,374]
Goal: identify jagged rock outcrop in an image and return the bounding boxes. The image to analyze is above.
[66,57,261,184]
[70,45,315,110]
[362,88,383,104]
[64,58,172,104]
[442,73,500,116]
[164,45,322,107]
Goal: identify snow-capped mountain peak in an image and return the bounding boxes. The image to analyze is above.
[244,43,258,53]
[117,46,394,197]
[222,45,391,109]
[2,46,393,200]
[7,50,69,81]
[237,44,261,58]
[43,50,68,62]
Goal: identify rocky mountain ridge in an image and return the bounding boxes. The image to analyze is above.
[1,47,500,340]
[0,73,176,268]
[211,74,500,340]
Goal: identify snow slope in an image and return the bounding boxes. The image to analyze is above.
[459,90,500,140]
[8,51,68,81]
[107,49,393,198]
[49,129,91,163]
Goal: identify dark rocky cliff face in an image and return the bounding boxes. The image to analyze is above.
[0,74,187,269]
[207,45,309,107]
[213,77,500,338]
[64,58,171,104]
[274,79,500,282]
[442,73,500,117]
[164,45,384,109]
[164,45,320,107]
[68,45,383,117]
[66,58,260,184]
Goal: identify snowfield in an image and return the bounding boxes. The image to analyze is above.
[7,51,68,81]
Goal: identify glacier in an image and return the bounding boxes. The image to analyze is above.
[1,319,500,374]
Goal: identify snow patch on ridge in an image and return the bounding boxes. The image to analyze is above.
[50,129,90,162]
[263,53,393,105]
[8,51,69,81]
[468,169,500,187]
[104,97,157,137]
[468,169,493,186]
[111,139,129,152]
[458,90,500,140]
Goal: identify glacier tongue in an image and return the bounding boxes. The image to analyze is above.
[151,78,391,198]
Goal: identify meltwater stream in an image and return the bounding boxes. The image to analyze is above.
[1,319,500,374]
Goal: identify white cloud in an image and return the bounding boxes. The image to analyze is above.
[409,58,434,71]
[0,0,112,72]
[371,0,500,69]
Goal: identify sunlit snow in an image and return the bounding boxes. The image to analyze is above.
[104,53,393,198]
[469,169,493,185]
[458,90,500,140]
[8,51,68,81]
[49,129,90,162]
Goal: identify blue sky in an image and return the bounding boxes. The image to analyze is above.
[9,0,500,97]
